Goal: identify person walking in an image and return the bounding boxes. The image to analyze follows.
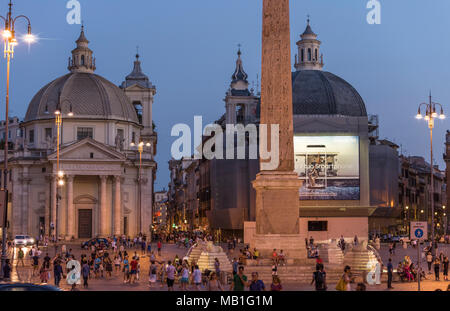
[311,264,327,291]
[192,265,202,291]
[270,275,282,291]
[82,261,90,289]
[53,259,64,287]
[122,255,130,283]
[426,252,433,274]
[208,272,223,291]
[249,272,265,291]
[214,258,220,281]
[32,253,39,276]
[180,263,189,291]
[336,266,354,291]
[434,257,441,281]
[157,240,162,257]
[148,261,158,289]
[443,256,449,281]
[166,261,176,291]
[230,266,248,291]
[16,247,25,267]
[387,258,394,289]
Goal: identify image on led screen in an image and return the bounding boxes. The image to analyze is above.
[294,136,360,200]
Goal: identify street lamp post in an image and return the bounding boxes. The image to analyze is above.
[130,139,151,237]
[53,97,73,240]
[0,0,35,279]
[416,92,445,255]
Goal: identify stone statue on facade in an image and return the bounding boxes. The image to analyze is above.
[115,133,124,151]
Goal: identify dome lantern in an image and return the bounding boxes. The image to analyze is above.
[68,25,96,73]
[294,17,324,71]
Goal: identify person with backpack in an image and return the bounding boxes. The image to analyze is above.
[311,264,327,291]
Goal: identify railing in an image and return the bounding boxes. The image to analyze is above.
[367,244,383,265]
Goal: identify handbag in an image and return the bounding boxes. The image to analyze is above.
[335,276,346,291]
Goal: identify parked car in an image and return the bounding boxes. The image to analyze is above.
[13,235,35,247]
[0,283,61,291]
[81,237,111,249]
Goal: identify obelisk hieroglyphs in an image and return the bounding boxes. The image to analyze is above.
[251,0,305,259]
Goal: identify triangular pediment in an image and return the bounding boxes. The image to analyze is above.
[48,138,126,161]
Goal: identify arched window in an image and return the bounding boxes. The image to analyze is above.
[81,55,85,66]
[308,48,311,61]
[315,49,318,61]
[301,49,304,62]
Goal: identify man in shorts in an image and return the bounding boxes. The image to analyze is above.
[166,260,176,291]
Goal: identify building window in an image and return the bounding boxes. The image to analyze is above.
[77,127,93,140]
[81,55,85,66]
[315,49,318,61]
[301,49,304,62]
[308,221,328,231]
[45,128,52,139]
[308,48,312,61]
[132,132,136,144]
[29,130,35,143]
[8,130,11,139]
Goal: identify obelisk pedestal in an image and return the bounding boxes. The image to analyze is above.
[249,0,306,260]
[252,172,305,259]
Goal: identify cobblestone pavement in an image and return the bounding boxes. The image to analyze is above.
[5,242,450,291]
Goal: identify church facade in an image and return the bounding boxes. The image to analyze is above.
[1,27,157,240]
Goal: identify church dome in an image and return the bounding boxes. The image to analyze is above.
[292,20,367,117]
[292,70,367,117]
[24,72,139,123]
[24,27,139,124]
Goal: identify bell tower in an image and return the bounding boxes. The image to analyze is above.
[224,48,259,125]
[121,51,157,150]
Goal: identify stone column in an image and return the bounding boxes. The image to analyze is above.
[249,0,305,259]
[67,175,75,238]
[114,176,122,235]
[100,175,108,237]
[51,176,57,237]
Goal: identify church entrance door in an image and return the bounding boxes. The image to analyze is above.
[78,209,93,238]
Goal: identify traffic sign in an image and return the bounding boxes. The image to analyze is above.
[410,221,427,240]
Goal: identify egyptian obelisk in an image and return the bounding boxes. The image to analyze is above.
[251,0,306,259]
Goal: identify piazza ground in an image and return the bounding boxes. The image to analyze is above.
[5,242,450,291]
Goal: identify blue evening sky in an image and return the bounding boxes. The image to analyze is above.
[1,0,449,190]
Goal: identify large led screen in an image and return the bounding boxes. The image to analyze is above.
[294,136,360,200]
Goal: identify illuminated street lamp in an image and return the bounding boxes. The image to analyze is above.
[130,138,152,235]
[416,93,445,255]
[53,93,74,238]
[0,0,35,280]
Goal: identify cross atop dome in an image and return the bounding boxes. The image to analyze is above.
[68,25,96,73]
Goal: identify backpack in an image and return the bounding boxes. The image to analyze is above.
[315,271,325,288]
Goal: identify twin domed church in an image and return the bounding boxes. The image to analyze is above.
[3,27,157,239]
[6,19,375,243]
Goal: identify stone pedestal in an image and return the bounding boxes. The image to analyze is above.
[251,171,306,259]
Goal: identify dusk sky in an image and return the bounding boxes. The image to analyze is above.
[1,0,450,190]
